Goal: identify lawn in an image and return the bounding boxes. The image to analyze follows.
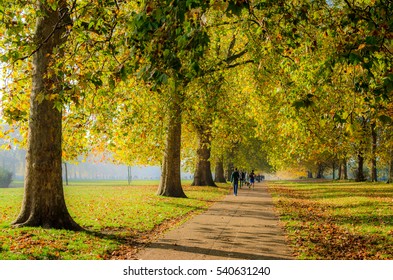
[267,180,393,260]
[0,182,230,260]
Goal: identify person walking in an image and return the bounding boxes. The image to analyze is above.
[249,170,255,190]
[231,168,240,196]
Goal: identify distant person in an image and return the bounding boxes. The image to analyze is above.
[230,168,240,196]
[249,170,255,189]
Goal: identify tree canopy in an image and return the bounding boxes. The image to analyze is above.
[0,0,392,228]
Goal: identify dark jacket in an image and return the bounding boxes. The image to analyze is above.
[231,170,240,182]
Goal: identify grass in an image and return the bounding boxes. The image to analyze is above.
[5,179,391,260]
[267,180,393,260]
[0,182,230,260]
[9,179,193,188]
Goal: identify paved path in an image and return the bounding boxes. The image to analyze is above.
[137,182,293,260]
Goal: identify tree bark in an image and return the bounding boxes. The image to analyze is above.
[332,161,336,180]
[157,82,186,197]
[191,127,216,187]
[127,166,132,185]
[371,121,378,182]
[338,161,342,180]
[63,162,68,186]
[226,162,234,181]
[356,152,366,182]
[214,157,226,183]
[356,117,368,182]
[12,1,82,230]
[389,150,393,183]
[316,164,324,179]
[339,159,348,180]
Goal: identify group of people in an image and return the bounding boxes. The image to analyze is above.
[230,168,264,196]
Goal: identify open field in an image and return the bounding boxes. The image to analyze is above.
[0,182,229,260]
[267,180,393,260]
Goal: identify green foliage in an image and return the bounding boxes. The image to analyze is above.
[226,0,249,17]
[332,0,393,100]
[1,0,393,191]
[126,0,211,87]
[0,167,12,188]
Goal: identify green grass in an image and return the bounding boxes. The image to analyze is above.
[268,180,393,260]
[65,179,193,186]
[9,179,193,188]
[0,182,230,260]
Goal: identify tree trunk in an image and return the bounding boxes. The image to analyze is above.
[356,117,367,182]
[12,1,82,230]
[389,151,393,183]
[356,152,366,182]
[157,82,186,198]
[340,159,348,180]
[64,162,68,186]
[316,164,324,179]
[226,162,234,181]
[338,161,342,180]
[371,121,378,182]
[343,162,348,179]
[191,127,216,187]
[307,171,313,178]
[214,157,226,183]
[332,161,336,180]
[127,166,132,185]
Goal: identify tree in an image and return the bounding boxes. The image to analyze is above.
[9,0,82,230]
[2,0,121,229]
[123,1,208,197]
[190,122,216,187]
[184,75,220,187]
[239,0,392,179]
[123,1,251,196]
[214,156,227,183]
[156,79,187,197]
[186,5,257,186]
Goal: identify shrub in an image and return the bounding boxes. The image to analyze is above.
[0,167,13,188]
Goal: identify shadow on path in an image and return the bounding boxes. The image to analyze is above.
[137,182,293,260]
[147,242,290,260]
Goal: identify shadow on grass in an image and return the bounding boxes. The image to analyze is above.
[81,208,207,259]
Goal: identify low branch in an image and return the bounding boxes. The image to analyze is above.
[206,20,244,29]
[18,19,67,61]
[202,59,254,76]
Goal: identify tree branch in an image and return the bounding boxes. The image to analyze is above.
[17,1,76,62]
[202,59,254,76]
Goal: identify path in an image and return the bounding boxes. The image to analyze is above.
[137,182,293,260]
